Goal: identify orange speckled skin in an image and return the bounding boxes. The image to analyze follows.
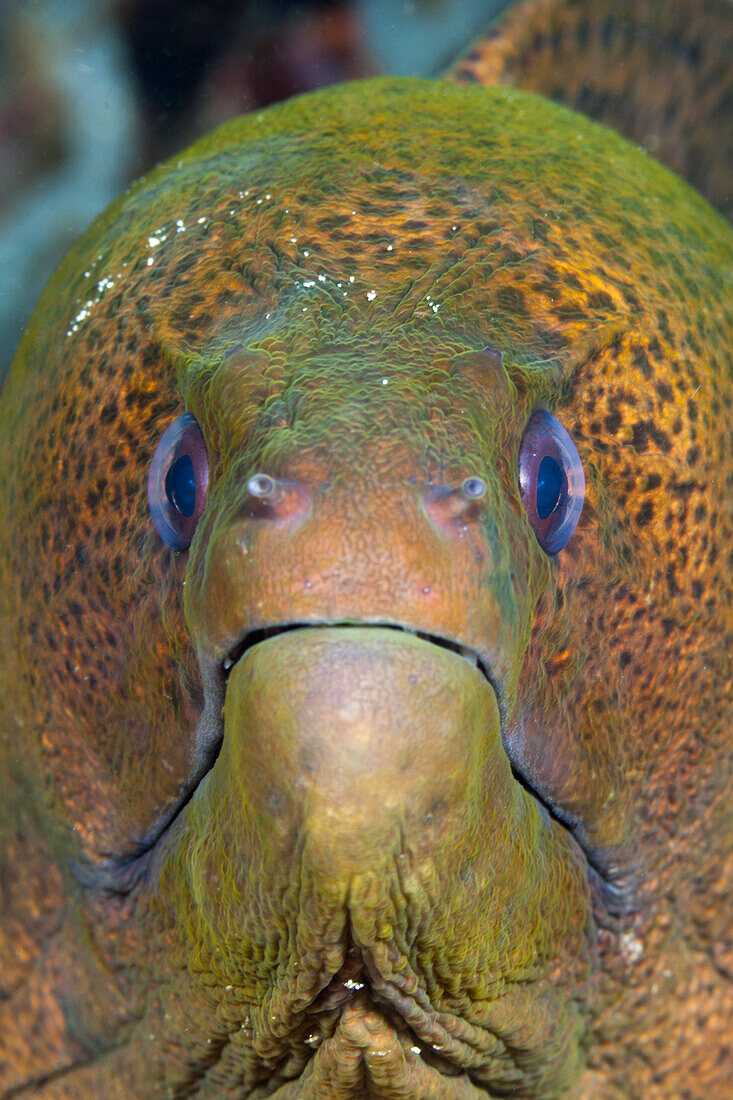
[0,73,731,1100]
[447,0,733,222]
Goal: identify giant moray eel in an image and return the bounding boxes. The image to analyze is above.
[1,1,732,1098]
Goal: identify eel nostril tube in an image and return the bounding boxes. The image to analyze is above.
[246,473,311,521]
[461,476,487,500]
[248,473,277,499]
[425,476,487,525]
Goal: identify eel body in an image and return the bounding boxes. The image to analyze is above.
[0,2,731,1098]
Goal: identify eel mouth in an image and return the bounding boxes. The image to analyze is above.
[221,619,496,690]
[111,619,629,926]
[219,620,564,834]
[215,620,634,922]
[107,620,498,888]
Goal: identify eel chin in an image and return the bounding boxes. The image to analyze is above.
[151,628,595,1098]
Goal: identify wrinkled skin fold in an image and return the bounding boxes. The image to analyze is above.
[0,74,731,1100]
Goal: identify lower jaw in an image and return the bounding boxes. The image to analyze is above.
[142,627,594,1096]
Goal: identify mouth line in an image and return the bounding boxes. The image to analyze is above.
[221,620,496,690]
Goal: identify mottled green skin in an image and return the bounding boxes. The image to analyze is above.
[0,78,731,1099]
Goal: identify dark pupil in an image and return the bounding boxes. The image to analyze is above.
[165,453,196,517]
[536,455,564,520]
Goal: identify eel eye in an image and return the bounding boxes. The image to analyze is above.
[148,413,209,550]
[518,409,584,555]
